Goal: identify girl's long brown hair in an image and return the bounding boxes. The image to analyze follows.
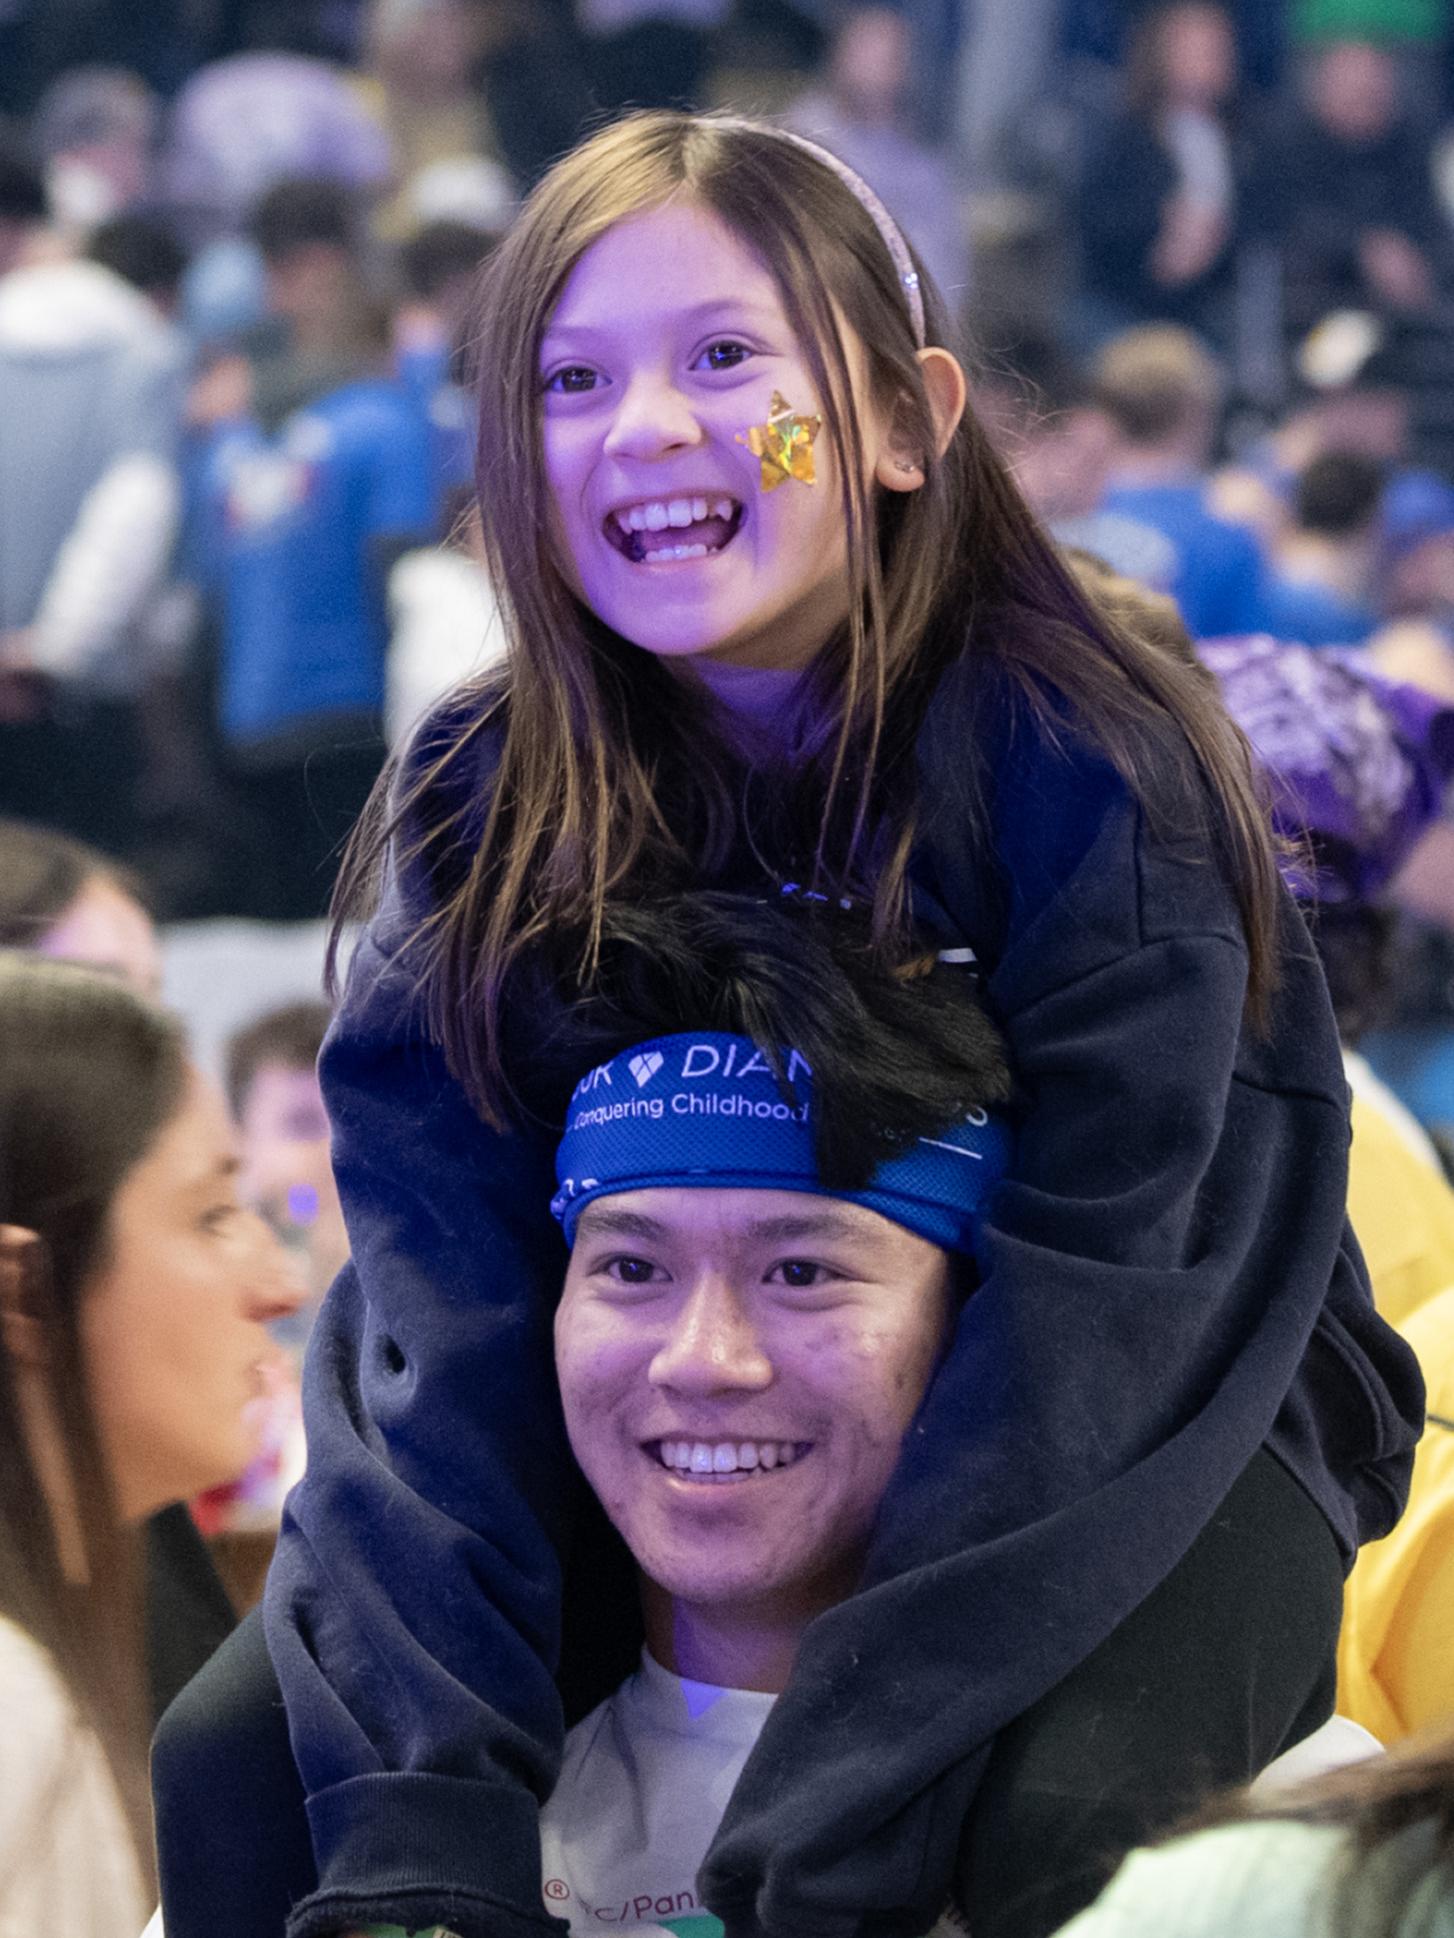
[0,956,188,1889]
[334,111,1281,1130]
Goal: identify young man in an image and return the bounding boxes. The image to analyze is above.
[536,1024,1007,1934]
[150,896,1346,1938]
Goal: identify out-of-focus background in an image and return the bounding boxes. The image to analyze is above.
[8,0,1454,1585]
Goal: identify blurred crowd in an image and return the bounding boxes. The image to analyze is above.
[9,0,1454,1932]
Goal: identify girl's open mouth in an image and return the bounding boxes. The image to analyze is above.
[605,495,745,564]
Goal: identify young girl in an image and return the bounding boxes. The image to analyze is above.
[261,113,1422,1938]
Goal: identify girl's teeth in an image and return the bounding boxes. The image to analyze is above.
[614,498,739,535]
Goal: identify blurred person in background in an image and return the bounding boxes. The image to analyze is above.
[191,190,433,918]
[1251,38,1446,330]
[226,999,347,1332]
[576,0,728,115]
[394,215,498,528]
[29,65,159,236]
[1075,3,1246,353]
[241,176,383,426]
[0,817,162,996]
[355,0,501,241]
[386,500,502,749]
[1258,449,1385,644]
[1209,360,1412,546]
[190,1000,345,1600]
[0,956,305,1932]
[1091,324,1268,635]
[158,38,392,245]
[974,341,1180,593]
[784,5,971,319]
[0,155,188,865]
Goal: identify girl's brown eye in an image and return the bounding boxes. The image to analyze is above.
[545,366,598,394]
[698,340,751,372]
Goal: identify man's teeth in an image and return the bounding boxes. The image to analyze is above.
[615,496,736,534]
[655,1439,808,1475]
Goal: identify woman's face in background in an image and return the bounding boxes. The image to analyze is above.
[81,1065,306,1520]
[34,874,163,998]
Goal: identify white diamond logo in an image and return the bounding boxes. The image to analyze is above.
[629,1051,665,1088]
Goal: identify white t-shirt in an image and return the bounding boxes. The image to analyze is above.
[0,1614,150,1938]
[539,1650,965,1938]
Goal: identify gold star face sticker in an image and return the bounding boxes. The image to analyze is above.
[735,391,823,492]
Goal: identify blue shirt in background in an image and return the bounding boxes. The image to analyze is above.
[395,338,474,529]
[1100,479,1268,638]
[203,377,433,752]
[1257,572,1376,648]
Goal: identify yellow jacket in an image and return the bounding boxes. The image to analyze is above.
[1346,1068,1454,1330]
[1338,1285,1454,1741]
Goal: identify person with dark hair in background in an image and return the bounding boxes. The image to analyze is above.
[88,212,190,318]
[394,217,498,529]
[0,956,305,1933]
[1251,38,1446,331]
[226,999,347,1328]
[189,178,434,918]
[1259,450,1385,645]
[0,816,163,995]
[1076,2,1245,352]
[0,155,187,862]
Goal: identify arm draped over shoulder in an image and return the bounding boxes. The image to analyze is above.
[264,667,1422,1938]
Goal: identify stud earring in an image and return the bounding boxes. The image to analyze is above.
[894,459,918,475]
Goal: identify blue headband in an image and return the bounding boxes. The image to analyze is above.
[551,1032,1011,1258]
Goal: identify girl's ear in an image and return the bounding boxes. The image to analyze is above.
[0,1224,50,1368]
[874,348,968,493]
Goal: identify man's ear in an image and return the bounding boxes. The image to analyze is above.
[0,1224,50,1368]
[875,347,969,493]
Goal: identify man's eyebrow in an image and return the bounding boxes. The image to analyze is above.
[542,297,782,344]
[574,1206,670,1243]
[742,1208,880,1245]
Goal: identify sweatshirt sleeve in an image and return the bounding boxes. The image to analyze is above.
[263,731,576,1938]
[699,679,1422,1938]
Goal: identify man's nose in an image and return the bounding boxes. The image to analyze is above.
[603,370,705,463]
[648,1276,774,1396]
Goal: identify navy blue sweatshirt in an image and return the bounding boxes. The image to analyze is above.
[264,655,1422,1938]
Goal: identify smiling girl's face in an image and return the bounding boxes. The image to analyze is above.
[540,199,896,674]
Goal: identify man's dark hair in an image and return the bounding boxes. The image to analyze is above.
[225,999,332,1119]
[88,213,188,303]
[1294,450,1387,538]
[400,220,496,303]
[0,818,147,949]
[248,177,358,262]
[0,140,46,226]
[543,892,1011,1192]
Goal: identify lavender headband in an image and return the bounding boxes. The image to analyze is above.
[716,118,926,348]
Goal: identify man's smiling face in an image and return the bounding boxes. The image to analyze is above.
[554,1186,954,1626]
